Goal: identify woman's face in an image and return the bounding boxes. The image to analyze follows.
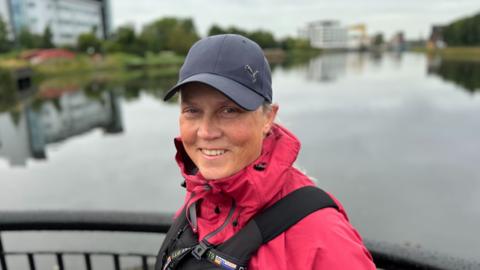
[179,83,277,180]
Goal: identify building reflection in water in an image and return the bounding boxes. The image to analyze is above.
[0,88,123,167]
[306,52,370,82]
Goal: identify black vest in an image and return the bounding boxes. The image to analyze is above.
[155,186,339,270]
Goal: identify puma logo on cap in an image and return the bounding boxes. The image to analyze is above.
[244,65,259,83]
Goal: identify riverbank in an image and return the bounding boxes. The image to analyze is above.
[0,51,185,79]
[411,46,480,62]
[0,48,321,78]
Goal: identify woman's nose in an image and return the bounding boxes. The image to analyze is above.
[197,118,222,140]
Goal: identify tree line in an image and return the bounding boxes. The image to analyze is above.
[442,12,480,46]
[0,16,311,56]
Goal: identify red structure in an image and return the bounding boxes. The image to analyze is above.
[20,49,76,64]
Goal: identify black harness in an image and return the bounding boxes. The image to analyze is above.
[155,186,339,270]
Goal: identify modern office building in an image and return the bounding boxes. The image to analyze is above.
[300,20,369,50]
[0,0,111,46]
[300,20,348,49]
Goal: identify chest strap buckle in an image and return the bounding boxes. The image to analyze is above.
[192,241,210,260]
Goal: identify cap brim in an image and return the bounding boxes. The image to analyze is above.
[163,73,264,111]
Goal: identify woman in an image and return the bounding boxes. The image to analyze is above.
[156,34,376,270]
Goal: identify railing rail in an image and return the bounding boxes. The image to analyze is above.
[1,210,479,270]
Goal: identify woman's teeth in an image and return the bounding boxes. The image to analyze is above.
[201,149,226,156]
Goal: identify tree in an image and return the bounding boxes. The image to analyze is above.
[0,15,10,53]
[139,17,199,55]
[41,25,54,48]
[443,12,480,46]
[77,28,102,54]
[373,33,384,46]
[248,30,277,48]
[18,27,42,49]
[208,24,225,36]
[207,25,278,48]
[104,24,144,55]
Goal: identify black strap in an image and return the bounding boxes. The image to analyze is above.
[255,185,339,243]
[156,186,338,270]
[212,186,338,265]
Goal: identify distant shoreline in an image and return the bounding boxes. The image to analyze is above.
[410,46,480,62]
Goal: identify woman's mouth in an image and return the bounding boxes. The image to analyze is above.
[200,148,227,157]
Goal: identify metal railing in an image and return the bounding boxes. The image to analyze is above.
[1,210,479,270]
[0,211,172,270]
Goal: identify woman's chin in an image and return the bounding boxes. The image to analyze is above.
[200,167,236,180]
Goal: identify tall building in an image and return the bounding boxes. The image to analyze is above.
[302,20,348,49]
[300,20,370,50]
[0,0,111,46]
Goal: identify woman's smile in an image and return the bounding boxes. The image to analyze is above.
[199,148,228,158]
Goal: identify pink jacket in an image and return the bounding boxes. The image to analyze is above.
[173,124,376,270]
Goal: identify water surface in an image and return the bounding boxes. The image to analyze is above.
[1,52,479,266]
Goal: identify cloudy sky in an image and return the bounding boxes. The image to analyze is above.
[111,0,479,40]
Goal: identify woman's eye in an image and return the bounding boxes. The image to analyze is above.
[182,107,199,115]
[221,107,240,115]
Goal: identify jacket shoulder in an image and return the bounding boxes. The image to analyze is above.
[284,207,376,269]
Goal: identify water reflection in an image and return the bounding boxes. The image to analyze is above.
[0,70,177,167]
[427,56,480,93]
[1,52,480,262]
[0,88,123,167]
[305,52,404,82]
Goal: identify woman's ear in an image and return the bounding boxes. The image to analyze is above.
[263,104,279,135]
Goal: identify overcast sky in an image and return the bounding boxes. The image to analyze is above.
[111,0,480,40]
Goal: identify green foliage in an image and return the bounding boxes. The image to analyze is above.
[373,33,384,46]
[207,25,278,48]
[77,32,102,54]
[0,15,11,53]
[279,37,311,50]
[41,26,54,48]
[104,24,145,55]
[18,27,42,49]
[443,12,480,46]
[208,25,248,37]
[0,68,17,112]
[139,17,199,55]
[249,30,277,48]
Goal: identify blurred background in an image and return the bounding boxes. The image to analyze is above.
[0,0,479,269]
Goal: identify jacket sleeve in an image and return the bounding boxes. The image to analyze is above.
[285,208,376,270]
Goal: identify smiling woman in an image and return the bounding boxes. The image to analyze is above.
[155,34,376,270]
[179,83,277,180]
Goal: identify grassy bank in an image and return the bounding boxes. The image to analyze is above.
[411,46,480,62]
[0,51,185,78]
[0,47,322,78]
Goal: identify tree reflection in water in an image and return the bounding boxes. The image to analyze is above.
[428,57,480,94]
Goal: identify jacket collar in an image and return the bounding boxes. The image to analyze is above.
[174,124,301,212]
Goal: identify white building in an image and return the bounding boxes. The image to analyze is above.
[347,24,370,50]
[1,0,111,45]
[302,20,348,50]
[300,20,369,50]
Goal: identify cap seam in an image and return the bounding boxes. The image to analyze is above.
[213,35,228,72]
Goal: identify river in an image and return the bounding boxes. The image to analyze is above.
[1,51,479,269]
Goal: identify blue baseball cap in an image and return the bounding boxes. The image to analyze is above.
[163,34,272,111]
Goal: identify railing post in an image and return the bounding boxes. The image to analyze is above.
[56,253,64,270]
[84,253,92,270]
[113,254,120,270]
[141,256,148,270]
[0,233,8,270]
[27,253,36,270]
